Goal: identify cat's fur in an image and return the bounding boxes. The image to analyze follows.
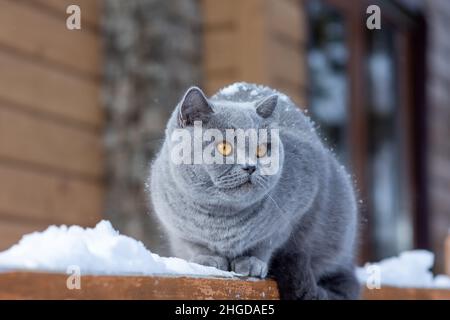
[149,83,360,299]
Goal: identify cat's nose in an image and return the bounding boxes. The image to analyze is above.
[243,165,256,175]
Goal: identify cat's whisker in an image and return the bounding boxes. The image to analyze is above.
[188,181,208,187]
[265,193,303,250]
[254,178,302,250]
[254,176,269,190]
[266,194,288,222]
[216,167,235,180]
[216,174,247,185]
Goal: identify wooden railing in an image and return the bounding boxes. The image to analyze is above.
[0,271,449,300]
[0,272,279,300]
[1,235,449,299]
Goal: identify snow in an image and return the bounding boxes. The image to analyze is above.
[1,221,449,289]
[0,221,238,278]
[216,82,291,103]
[357,250,450,289]
[219,82,241,96]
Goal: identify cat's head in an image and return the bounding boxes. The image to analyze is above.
[166,86,284,205]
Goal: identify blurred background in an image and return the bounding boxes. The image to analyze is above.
[0,0,448,271]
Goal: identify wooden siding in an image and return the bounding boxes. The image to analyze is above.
[202,0,307,107]
[0,0,104,250]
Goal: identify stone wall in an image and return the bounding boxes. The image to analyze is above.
[102,0,202,255]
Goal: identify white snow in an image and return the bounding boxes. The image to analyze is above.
[0,221,238,278]
[1,221,448,289]
[217,82,291,103]
[357,250,450,289]
[219,82,241,96]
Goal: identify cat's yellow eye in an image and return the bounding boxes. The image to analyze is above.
[217,141,233,156]
[256,144,267,158]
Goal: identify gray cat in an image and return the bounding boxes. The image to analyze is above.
[149,82,360,299]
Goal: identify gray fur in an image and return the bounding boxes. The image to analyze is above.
[149,83,360,300]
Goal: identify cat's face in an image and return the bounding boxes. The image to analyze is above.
[168,87,284,205]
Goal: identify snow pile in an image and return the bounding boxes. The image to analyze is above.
[2,221,449,288]
[357,250,450,289]
[0,221,237,278]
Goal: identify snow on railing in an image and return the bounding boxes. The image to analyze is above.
[0,222,449,299]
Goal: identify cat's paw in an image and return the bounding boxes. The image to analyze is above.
[191,255,229,271]
[231,256,268,278]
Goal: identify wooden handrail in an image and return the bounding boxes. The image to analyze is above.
[362,286,450,300]
[0,272,279,300]
[0,271,450,300]
[1,237,450,300]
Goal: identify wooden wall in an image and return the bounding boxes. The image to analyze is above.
[202,0,308,107]
[0,0,104,250]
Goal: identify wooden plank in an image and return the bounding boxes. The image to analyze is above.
[0,165,103,226]
[0,0,100,77]
[0,272,449,300]
[268,39,307,88]
[0,106,104,178]
[202,0,239,95]
[202,0,308,106]
[0,50,103,127]
[0,220,48,251]
[31,0,101,28]
[0,272,279,300]
[267,0,306,46]
[362,286,450,300]
[204,29,237,73]
[201,0,236,27]
[236,0,270,83]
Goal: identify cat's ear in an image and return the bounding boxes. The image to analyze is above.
[255,95,278,118]
[178,87,213,127]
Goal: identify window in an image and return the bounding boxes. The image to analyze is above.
[307,0,426,261]
[307,1,350,164]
